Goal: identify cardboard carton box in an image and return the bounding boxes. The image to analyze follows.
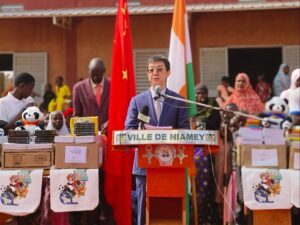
[1,143,54,169]
[241,144,287,169]
[2,149,53,169]
[289,143,300,170]
[55,142,102,169]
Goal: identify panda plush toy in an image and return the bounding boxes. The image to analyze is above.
[259,96,292,130]
[15,106,44,136]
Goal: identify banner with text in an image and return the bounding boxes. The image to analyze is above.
[113,130,219,146]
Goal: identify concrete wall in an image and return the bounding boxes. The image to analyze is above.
[0,8,299,87]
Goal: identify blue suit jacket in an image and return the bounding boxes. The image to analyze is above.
[125,88,189,175]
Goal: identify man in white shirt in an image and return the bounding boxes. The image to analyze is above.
[0,72,35,133]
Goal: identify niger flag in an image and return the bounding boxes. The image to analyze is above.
[167,0,197,117]
[103,0,135,225]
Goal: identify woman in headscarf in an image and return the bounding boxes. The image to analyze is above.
[191,84,221,225]
[42,111,70,225]
[46,110,69,135]
[273,63,290,96]
[226,73,264,115]
[280,68,300,101]
[191,84,221,130]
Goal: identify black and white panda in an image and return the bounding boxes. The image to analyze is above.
[15,106,44,136]
[259,96,292,130]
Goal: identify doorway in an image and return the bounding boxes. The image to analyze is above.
[228,47,282,87]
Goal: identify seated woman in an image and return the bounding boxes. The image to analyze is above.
[46,111,69,135]
[226,73,264,115]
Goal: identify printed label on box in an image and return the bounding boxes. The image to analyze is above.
[294,152,300,170]
[251,148,278,167]
[65,146,87,164]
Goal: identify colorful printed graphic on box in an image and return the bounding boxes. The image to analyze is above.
[0,171,32,206]
[252,170,282,203]
[59,169,88,205]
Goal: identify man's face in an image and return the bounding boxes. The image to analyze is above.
[147,61,170,88]
[89,65,105,84]
[21,82,35,98]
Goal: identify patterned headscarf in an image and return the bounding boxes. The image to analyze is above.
[226,73,264,115]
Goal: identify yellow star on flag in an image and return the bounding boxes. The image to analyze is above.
[122,70,128,80]
[121,3,127,15]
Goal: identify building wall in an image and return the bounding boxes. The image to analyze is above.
[0,8,299,88]
[191,8,300,83]
[0,18,68,83]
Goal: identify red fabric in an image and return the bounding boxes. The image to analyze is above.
[63,107,73,118]
[96,84,101,106]
[255,81,271,103]
[103,1,135,225]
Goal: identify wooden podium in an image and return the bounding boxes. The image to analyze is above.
[113,129,219,225]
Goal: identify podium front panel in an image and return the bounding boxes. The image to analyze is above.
[138,145,194,168]
[147,168,185,197]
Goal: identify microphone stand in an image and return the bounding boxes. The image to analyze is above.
[158,92,266,122]
[223,122,228,225]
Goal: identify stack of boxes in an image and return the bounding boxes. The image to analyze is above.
[1,130,54,169]
[237,127,287,169]
[288,126,300,170]
[237,127,300,170]
[0,116,103,170]
[54,116,102,169]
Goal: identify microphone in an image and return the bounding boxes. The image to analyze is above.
[137,105,150,129]
[154,85,161,100]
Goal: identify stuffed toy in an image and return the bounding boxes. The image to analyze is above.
[259,96,292,130]
[15,106,44,136]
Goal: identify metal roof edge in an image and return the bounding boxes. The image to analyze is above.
[0,1,299,18]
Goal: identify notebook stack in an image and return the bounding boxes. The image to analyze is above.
[35,130,56,143]
[289,126,300,142]
[74,122,95,136]
[8,130,30,144]
[245,118,261,129]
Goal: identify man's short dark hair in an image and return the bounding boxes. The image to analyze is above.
[14,72,35,87]
[147,55,170,71]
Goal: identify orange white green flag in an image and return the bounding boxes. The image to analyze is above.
[167,0,196,117]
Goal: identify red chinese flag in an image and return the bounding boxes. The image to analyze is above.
[103,0,135,225]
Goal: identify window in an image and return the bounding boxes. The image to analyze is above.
[283,45,300,74]
[13,52,47,104]
[0,53,14,96]
[200,48,228,97]
[0,54,13,71]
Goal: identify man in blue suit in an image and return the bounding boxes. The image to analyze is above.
[125,55,189,225]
